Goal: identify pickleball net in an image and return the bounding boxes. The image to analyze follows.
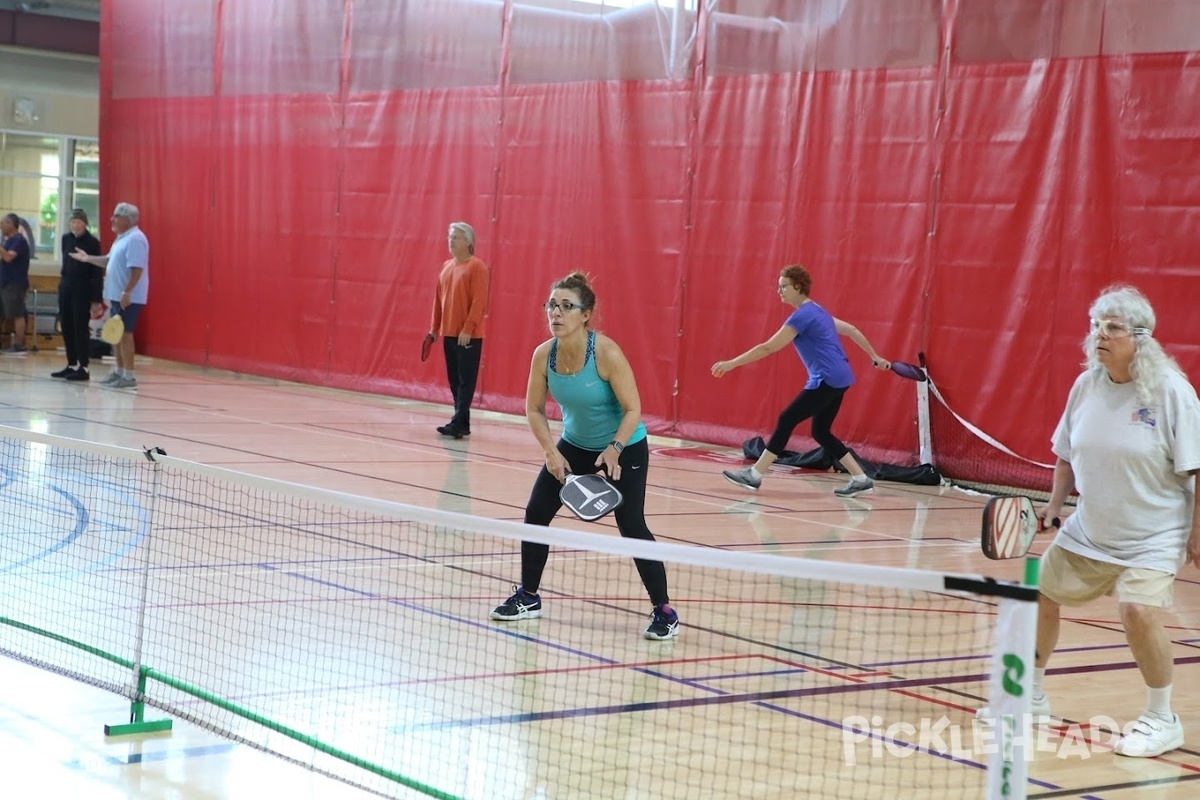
[0,424,1037,799]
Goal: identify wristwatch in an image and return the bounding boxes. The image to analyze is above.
[609,440,624,454]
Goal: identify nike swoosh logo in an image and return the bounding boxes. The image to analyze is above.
[585,380,599,387]
[630,464,643,470]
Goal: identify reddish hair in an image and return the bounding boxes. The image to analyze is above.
[780,264,812,295]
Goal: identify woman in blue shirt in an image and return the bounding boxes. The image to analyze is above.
[490,272,678,640]
[712,264,889,496]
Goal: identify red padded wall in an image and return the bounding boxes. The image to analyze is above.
[101,1,1200,473]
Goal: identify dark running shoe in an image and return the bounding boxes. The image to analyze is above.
[489,586,543,621]
[643,605,680,640]
[64,368,90,382]
[51,365,77,378]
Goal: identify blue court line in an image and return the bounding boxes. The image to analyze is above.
[63,742,237,769]
[0,485,89,574]
[0,465,150,575]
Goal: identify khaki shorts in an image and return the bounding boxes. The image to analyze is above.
[1039,543,1175,608]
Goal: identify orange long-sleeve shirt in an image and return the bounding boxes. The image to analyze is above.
[430,255,490,338]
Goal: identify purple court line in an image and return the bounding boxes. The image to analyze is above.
[260,564,623,667]
[746,699,1065,792]
[1029,773,1200,799]
[715,536,966,549]
[122,559,1198,795]
[386,670,994,734]
[153,560,1200,707]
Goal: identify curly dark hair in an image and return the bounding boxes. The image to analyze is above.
[780,264,812,295]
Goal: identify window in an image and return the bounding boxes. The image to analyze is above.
[0,131,100,261]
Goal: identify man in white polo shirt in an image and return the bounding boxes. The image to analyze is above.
[71,202,149,389]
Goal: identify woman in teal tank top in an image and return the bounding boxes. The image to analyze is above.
[489,272,679,640]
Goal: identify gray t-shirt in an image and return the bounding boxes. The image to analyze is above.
[1051,368,1200,573]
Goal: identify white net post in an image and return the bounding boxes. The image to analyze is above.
[917,377,933,466]
[983,560,1040,800]
[104,447,174,737]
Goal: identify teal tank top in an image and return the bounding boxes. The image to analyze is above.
[547,331,647,451]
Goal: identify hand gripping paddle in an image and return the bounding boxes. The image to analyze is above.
[981,495,1060,559]
[560,472,623,522]
[888,361,927,382]
[100,313,125,345]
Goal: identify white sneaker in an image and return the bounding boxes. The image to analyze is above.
[1114,713,1184,758]
[976,692,1051,720]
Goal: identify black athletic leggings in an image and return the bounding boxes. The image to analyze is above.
[765,382,851,461]
[521,438,669,606]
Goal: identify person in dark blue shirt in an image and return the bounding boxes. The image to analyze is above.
[712,264,890,496]
[0,212,32,353]
[52,209,104,380]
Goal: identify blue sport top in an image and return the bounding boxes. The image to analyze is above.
[785,301,855,390]
[547,331,648,451]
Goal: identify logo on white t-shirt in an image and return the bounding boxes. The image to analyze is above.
[1130,408,1157,428]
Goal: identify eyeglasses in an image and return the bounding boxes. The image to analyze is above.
[1090,318,1150,338]
[777,283,794,293]
[544,300,583,313]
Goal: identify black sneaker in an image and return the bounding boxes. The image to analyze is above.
[643,605,680,640]
[65,368,90,382]
[489,586,542,621]
[51,365,77,378]
[437,424,455,436]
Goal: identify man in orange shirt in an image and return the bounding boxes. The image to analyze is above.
[429,221,490,439]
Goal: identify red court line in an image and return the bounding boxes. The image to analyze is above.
[393,653,758,687]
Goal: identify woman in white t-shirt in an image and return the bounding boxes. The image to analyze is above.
[1034,285,1200,759]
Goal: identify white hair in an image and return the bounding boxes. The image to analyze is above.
[448,221,475,254]
[1081,284,1183,406]
[113,202,140,224]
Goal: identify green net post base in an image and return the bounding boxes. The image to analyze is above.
[105,666,173,737]
[104,718,173,737]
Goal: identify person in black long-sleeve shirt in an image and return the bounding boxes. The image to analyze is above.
[52,208,103,380]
